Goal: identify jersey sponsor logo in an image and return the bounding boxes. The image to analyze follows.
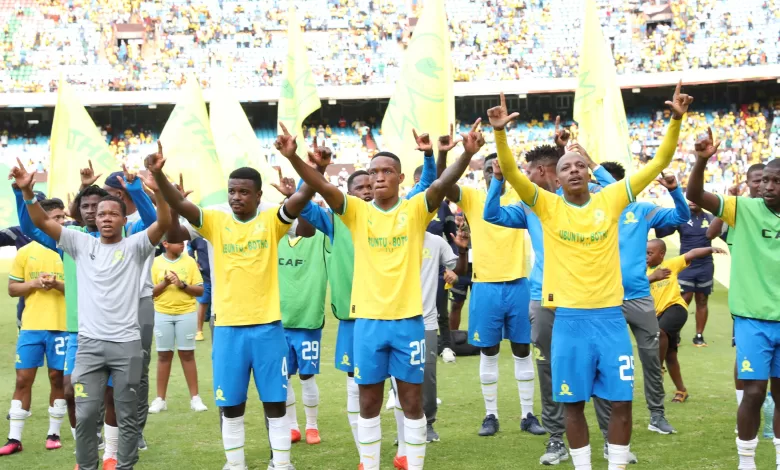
[73,383,88,398]
[761,229,780,239]
[623,211,638,224]
[558,229,608,245]
[215,387,227,401]
[279,258,305,267]
[222,240,269,254]
[559,382,573,396]
[367,236,408,252]
[741,359,754,373]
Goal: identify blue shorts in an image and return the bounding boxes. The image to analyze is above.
[284,328,323,376]
[212,322,289,406]
[735,316,780,381]
[335,320,355,373]
[551,307,634,403]
[353,317,425,385]
[678,264,714,295]
[197,282,212,320]
[16,330,68,370]
[64,332,78,376]
[468,278,531,347]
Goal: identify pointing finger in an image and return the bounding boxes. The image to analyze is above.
[412,128,419,142]
[88,159,93,172]
[470,117,482,133]
[555,115,560,132]
[499,92,506,110]
[674,79,682,98]
[279,122,290,136]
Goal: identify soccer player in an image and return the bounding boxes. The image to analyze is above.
[148,240,207,414]
[439,147,543,437]
[296,136,437,461]
[278,119,484,470]
[149,144,315,470]
[588,161,691,437]
[646,239,725,403]
[104,168,159,449]
[279,219,327,445]
[706,163,765,416]
[418,230,469,442]
[685,130,780,470]
[492,85,687,469]
[10,156,171,470]
[1,198,67,456]
[655,193,717,347]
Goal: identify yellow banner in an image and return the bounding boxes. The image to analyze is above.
[210,73,282,203]
[277,3,321,171]
[49,79,117,199]
[380,0,454,180]
[573,0,633,171]
[159,77,227,206]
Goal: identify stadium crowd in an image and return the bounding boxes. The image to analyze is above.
[0,0,779,92]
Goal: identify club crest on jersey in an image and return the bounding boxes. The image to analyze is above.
[594,209,605,225]
[623,212,638,224]
[253,222,268,234]
[15,354,21,364]
[533,346,546,362]
[559,382,573,396]
[215,387,227,401]
[422,248,432,259]
[473,331,480,343]
[341,353,351,366]
[354,367,361,380]
[74,383,89,398]
[112,250,125,265]
[395,213,408,229]
[741,359,754,373]
[701,219,709,228]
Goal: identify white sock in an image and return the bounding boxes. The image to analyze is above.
[404,416,427,470]
[268,416,292,469]
[48,398,67,437]
[737,389,744,406]
[8,400,27,441]
[358,416,381,469]
[570,444,592,470]
[103,424,118,461]
[736,437,758,469]
[286,378,299,432]
[222,415,245,469]
[301,376,319,430]
[514,353,535,417]
[774,437,780,469]
[346,376,360,451]
[480,353,499,418]
[71,427,76,441]
[607,443,631,469]
[394,406,406,457]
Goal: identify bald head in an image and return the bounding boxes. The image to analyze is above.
[648,238,666,253]
[556,152,587,174]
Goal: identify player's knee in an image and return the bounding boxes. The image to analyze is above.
[177,350,195,361]
[264,402,286,419]
[158,351,174,362]
[48,368,63,384]
[743,382,768,404]
[75,399,101,422]
[14,373,31,392]
[481,345,500,357]
[610,401,632,421]
[299,374,314,381]
[510,342,530,358]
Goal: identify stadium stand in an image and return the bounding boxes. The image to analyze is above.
[0,0,778,92]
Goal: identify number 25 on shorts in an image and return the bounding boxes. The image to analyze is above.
[619,355,635,381]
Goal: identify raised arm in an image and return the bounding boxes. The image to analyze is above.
[69,160,103,222]
[425,118,484,211]
[275,123,346,214]
[438,126,462,202]
[451,228,470,276]
[145,141,201,226]
[407,129,437,199]
[685,127,722,214]
[9,159,62,242]
[684,246,725,263]
[137,159,171,246]
[627,82,689,197]
[648,174,691,228]
[121,165,157,230]
[14,188,58,252]
[483,162,528,229]
[490,94,536,205]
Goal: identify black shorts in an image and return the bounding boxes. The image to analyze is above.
[658,304,689,352]
[678,264,714,295]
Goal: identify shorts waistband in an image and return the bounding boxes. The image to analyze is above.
[555,306,623,319]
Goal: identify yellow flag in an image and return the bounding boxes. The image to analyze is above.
[277,4,321,166]
[48,79,117,199]
[210,73,282,203]
[159,77,227,206]
[573,0,632,171]
[381,0,454,180]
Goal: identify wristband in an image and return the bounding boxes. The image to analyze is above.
[179,282,188,290]
[24,197,37,205]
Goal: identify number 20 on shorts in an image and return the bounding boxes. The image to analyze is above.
[410,340,426,365]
